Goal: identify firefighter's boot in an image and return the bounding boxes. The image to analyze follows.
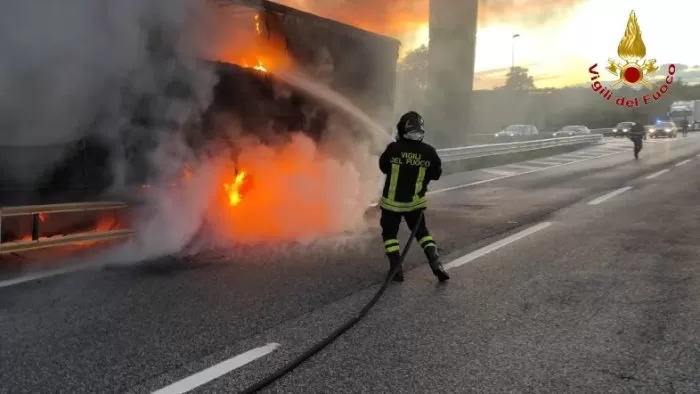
[425,246,450,282]
[387,252,404,282]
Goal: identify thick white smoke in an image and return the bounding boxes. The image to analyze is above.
[1,0,388,266]
[0,0,217,259]
[0,0,217,186]
[106,117,383,266]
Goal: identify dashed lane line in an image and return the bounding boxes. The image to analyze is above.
[529,160,570,166]
[428,149,627,195]
[675,159,692,167]
[560,154,600,159]
[503,164,543,171]
[645,169,669,179]
[444,222,552,270]
[536,157,573,162]
[585,149,627,155]
[151,343,281,394]
[557,152,603,158]
[587,186,633,205]
[481,168,517,176]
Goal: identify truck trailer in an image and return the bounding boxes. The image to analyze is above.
[668,100,700,130]
[0,0,400,206]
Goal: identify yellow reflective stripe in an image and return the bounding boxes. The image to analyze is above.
[419,236,433,245]
[379,198,428,212]
[422,242,437,249]
[414,167,426,201]
[385,245,400,253]
[387,163,400,201]
[380,196,427,208]
[384,239,399,246]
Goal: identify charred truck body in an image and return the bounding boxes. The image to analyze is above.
[1,0,400,206]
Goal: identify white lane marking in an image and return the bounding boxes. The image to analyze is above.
[589,148,626,154]
[696,153,700,157]
[481,168,517,176]
[428,149,625,195]
[577,150,607,155]
[529,160,566,166]
[0,263,90,289]
[151,343,281,394]
[605,144,634,148]
[675,159,691,167]
[587,186,633,205]
[590,148,627,153]
[504,164,541,171]
[539,157,573,162]
[645,169,669,179]
[562,154,598,159]
[445,222,552,270]
[557,153,598,159]
[602,142,630,146]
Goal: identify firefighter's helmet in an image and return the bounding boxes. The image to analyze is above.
[396,111,425,141]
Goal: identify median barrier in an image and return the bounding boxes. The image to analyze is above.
[437,134,603,174]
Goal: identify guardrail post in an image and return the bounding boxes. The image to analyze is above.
[82,138,88,193]
[0,201,133,254]
[31,213,39,241]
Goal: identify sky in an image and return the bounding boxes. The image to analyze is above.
[275,0,700,89]
[466,0,700,89]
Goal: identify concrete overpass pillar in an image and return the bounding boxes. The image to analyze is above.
[427,0,478,148]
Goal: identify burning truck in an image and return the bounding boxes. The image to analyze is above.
[30,0,398,202]
[0,0,400,244]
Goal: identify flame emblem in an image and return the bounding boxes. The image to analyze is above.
[606,10,658,89]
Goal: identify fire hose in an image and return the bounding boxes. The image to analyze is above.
[239,211,425,393]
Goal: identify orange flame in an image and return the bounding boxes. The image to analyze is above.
[206,135,368,243]
[207,7,292,74]
[253,61,267,73]
[223,171,248,206]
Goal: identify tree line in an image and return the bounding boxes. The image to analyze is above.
[396,46,700,132]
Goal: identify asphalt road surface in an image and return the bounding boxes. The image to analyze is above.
[3,135,700,393]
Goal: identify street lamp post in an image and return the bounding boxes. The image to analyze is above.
[511,33,520,70]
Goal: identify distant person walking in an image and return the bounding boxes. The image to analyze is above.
[680,119,689,137]
[628,120,645,159]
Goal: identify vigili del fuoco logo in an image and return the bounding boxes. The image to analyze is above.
[588,10,675,107]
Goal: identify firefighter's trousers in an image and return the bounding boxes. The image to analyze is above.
[380,208,438,260]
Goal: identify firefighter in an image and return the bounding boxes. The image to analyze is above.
[378,111,450,283]
[629,119,645,159]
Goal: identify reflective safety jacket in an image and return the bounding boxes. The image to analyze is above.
[379,139,442,212]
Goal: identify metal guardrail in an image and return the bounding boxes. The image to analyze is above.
[436,134,603,162]
[468,128,610,137]
[0,201,133,254]
[2,134,605,247]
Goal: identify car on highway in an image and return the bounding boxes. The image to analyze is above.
[494,124,539,138]
[611,121,635,138]
[647,120,678,138]
[553,125,591,137]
